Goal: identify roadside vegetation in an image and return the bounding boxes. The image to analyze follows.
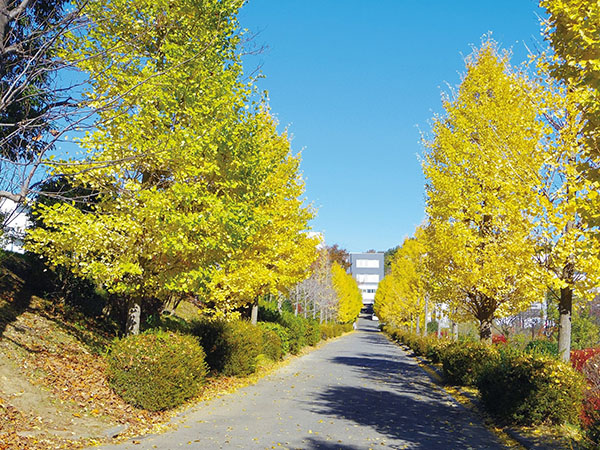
[0,249,359,449]
[0,1,364,446]
[374,1,600,447]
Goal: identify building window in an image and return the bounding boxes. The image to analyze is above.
[356,259,380,268]
[356,274,379,283]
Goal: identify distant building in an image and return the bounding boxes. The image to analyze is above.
[349,252,384,305]
[1,198,31,254]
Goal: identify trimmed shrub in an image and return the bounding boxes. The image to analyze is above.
[441,341,499,386]
[106,331,207,411]
[255,354,275,371]
[279,311,307,354]
[192,319,263,376]
[258,322,290,355]
[305,320,321,346]
[320,323,334,340]
[190,319,228,371]
[321,322,352,339]
[425,337,452,364]
[477,352,585,425]
[259,326,284,361]
[525,339,558,357]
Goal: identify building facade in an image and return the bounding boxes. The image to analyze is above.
[349,252,384,305]
[1,199,31,254]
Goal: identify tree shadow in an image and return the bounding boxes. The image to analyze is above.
[0,287,32,338]
[307,385,504,449]
[329,354,440,399]
[303,437,362,450]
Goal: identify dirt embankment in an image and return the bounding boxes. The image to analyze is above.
[0,256,168,450]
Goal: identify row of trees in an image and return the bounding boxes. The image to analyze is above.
[0,0,327,334]
[375,0,600,362]
[289,246,362,324]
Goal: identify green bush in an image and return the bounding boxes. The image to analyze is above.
[305,320,321,346]
[190,319,228,371]
[106,331,207,411]
[258,322,290,355]
[525,339,558,357]
[321,322,351,339]
[441,341,499,386]
[258,326,284,361]
[424,337,452,364]
[411,334,429,356]
[258,299,282,323]
[192,319,263,376]
[477,353,585,425]
[320,323,333,339]
[279,311,307,354]
[384,328,450,364]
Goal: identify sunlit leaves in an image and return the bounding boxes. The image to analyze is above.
[423,41,547,339]
[26,0,316,321]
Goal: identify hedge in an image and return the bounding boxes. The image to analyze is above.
[477,352,585,425]
[106,331,207,411]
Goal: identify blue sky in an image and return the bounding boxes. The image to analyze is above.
[238,0,547,253]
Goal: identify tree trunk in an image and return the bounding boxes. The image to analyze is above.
[415,314,421,335]
[423,298,429,336]
[126,299,141,336]
[479,317,492,343]
[251,301,258,325]
[452,321,458,341]
[558,285,573,362]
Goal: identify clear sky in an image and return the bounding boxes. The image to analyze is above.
[238,0,547,253]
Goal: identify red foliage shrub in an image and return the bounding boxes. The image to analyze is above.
[492,334,507,345]
[571,348,600,372]
[581,354,600,442]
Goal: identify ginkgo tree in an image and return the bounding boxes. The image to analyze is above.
[541,0,600,148]
[331,262,362,324]
[26,0,316,334]
[196,113,318,321]
[540,0,600,359]
[423,41,547,342]
[531,65,600,360]
[374,229,428,331]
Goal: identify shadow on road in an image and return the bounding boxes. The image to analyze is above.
[309,385,501,450]
[330,354,440,400]
[304,437,362,450]
[313,322,503,449]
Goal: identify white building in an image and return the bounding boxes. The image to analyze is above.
[349,252,384,305]
[1,198,31,253]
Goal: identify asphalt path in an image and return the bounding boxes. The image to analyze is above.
[97,318,506,450]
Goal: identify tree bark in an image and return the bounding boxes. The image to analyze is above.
[423,297,429,336]
[250,301,258,325]
[415,314,421,335]
[452,321,458,341]
[126,299,141,336]
[558,284,573,362]
[479,317,492,343]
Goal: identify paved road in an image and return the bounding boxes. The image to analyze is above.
[98,319,506,450]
